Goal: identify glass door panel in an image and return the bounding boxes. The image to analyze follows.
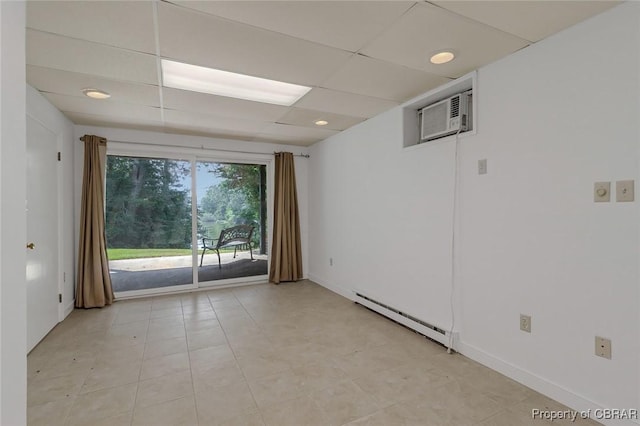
[105,155,194,293]
[196,161,268,284]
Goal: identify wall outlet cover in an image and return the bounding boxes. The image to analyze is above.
[616,180,634,202]
[594,182,610,202]
[595,336,612,359]
[520,314,531,333]
[478,159,487,175]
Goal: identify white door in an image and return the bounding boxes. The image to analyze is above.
[26,116,59,352]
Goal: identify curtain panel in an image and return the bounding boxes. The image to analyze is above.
[76,135,114,308]
[269,152,303,284]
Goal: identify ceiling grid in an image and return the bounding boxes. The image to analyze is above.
[25,0,620,146]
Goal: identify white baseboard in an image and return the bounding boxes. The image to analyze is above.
[457,341,639,426]
[63,299,74,319]
[308,274,638,426]
[307,273,354,300]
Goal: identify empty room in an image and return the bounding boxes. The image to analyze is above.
[0,1,639,425]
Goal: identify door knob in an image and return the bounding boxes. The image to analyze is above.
[26,243,35,250]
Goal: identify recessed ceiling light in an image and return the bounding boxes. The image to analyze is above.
[82,88,111,99]
[315,120,328,126]
[430,51,455,65]
[161,59,311,106]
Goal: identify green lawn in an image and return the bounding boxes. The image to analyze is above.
[107,247,246,261]
[107,248,197,261]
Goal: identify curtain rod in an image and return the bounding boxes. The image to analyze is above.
[78,137,310,158]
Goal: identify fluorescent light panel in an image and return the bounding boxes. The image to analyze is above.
[161,59,311,106]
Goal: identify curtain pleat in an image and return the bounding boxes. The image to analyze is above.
[269,152,303,284]
[75,135,114,308]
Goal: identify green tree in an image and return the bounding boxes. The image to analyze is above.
[105,156,192,249]
[199,163,265,250]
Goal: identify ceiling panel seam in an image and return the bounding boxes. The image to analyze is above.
[152,0,166,124]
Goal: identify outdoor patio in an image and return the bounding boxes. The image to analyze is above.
[109,252,268,292]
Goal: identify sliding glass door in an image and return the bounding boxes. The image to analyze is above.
[196,161,268,284]
[105,153,269,296]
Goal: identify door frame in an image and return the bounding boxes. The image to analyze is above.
[107,142,273,298]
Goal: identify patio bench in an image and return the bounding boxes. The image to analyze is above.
[199,225,254,269]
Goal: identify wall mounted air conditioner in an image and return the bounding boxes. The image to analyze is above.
[420,92,470,142]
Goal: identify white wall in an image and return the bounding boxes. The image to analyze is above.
[0,2,27,424]
[73,126,310,286]
[308,3,639,423]
[26,86,75,317]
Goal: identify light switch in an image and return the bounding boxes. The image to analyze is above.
[594,182,610,202]
[616,180,634,202]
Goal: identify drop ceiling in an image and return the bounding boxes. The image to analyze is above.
[26,1,619,146]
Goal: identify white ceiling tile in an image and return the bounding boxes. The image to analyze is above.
[163,125,266,142]
[65,111,165,133]
[433,1,620,43]
[42,93,162,122]
[277,108,365,132]
[322,54,450,102]
[27,1,156,53]
[258,123,338,145]
[164,109,271,133]
[162,88,289,122]
[157,2,352,87]
[295,88,398,119]
[251,134,318,147]
[361,2,529,78]
[172,1,414,52]
[27,66,160,107]
[27,30,158,85]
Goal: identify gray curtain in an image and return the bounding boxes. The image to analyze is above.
[269,152,303,284]
[75,135,114,308]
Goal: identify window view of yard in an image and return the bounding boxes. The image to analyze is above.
[196,161,267,284]
[105,155,267,293]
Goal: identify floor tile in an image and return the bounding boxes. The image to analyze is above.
[27,281,579,426]
[143,336,188,360]
[311,379,381,425]
[135,370,193,408]
[80,359,142,394]
[132,395,198,426]
[260,395,330,426]
[140,352,190,381]
[65,383,137,426]
[195,380,258,424]
[27,397,74,426]
[27,373,85,407]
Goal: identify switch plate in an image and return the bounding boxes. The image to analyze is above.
[616,180,634,202]
[478,159,487,175]
[595,336,612,359]
[520,314,531,333]
[594,182,610,202]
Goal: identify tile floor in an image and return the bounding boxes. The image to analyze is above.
[27,280,599,426]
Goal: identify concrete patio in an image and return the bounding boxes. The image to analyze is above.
[109,252,268,292]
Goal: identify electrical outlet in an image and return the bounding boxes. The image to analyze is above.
[594,182,610,202]
[520,314,531,333]
[478,159,487,175]
[616,180,634,202]
[595,336,612,359]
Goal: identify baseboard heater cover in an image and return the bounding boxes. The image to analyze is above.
[353,291,455,348]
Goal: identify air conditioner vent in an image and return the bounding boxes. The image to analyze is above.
[450,95,460,118]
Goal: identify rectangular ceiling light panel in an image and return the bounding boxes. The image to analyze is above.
[161,59,311,106]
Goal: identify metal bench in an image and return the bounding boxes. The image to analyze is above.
[199,225,254,269]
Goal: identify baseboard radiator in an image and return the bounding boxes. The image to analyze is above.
[353,291,454,348]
